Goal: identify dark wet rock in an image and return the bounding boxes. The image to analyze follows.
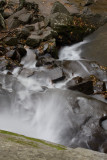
[0,56,20,71]
[51,1,70,15]
[17,45,27,58]
[83,0,95,6]
[0,13,5,28]
[4,37,18,46]
[3,8,14,19]
[24,1,38,11]
[16,27,30,39]
[25,24,35,31]
[18,12,32,24]
[0,51,3,56]
[6,50,21,62]
[67,79,94,95]
[46,12,95,45]
[35,38,57,59]
[0,0,6,7]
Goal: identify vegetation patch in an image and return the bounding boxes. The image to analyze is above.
[0,130,66,150]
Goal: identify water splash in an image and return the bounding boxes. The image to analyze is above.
[59,40,89,60]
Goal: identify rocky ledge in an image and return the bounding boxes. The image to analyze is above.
[0,130,107,160]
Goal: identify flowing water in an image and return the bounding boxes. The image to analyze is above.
[0,40,107,148]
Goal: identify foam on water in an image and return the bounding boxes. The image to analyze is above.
[59,40,88,60]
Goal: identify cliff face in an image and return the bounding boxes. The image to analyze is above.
[0,130,107,160]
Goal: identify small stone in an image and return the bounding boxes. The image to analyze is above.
[16,28,30,39]
[18,12,32,24]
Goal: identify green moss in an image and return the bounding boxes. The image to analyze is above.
[7,137,38,148]
[0,130,66,150]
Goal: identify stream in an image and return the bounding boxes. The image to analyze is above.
[0,38,107,153]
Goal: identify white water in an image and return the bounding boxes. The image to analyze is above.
[59,40,88,60]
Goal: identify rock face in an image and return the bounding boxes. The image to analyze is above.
[80,23,107,66]
[0,130,107,160]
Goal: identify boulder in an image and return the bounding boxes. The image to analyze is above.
[49,12,73,32]
[26,34,41,47]
[0,130,107,160]
[51,1,70,15]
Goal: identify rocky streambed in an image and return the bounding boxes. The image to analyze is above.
[0,0,107,157]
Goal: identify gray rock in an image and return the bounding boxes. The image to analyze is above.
[0,130,107,160]
[19,68,34,78]
[51,1,70,15]
[26,27,54,47]
[49,12,72,32]
[6,8,27,29]
[33,67,65,83]
[26,34,41,47]
[81,23,107,66]
[18,12,32,24]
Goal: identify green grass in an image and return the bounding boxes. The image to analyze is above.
[0,130,66,150]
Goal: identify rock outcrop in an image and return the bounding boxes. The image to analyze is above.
[0,130,107,160]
